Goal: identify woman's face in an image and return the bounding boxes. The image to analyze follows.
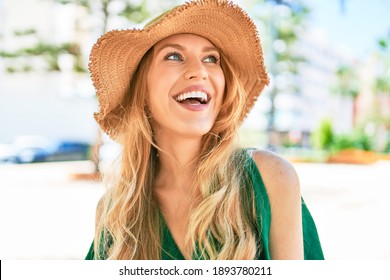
[147,33,225,140]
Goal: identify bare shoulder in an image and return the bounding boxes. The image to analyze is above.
[250,149,300,198]
[251,149,304,259]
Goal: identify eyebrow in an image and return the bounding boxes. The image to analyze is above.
[155,43,219,54]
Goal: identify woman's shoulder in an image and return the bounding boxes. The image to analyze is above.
[249,149,304,259]
[248,149,300,200]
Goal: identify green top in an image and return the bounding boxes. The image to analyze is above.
[85,152,324,260]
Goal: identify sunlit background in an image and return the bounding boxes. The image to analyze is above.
[0,0,389,259]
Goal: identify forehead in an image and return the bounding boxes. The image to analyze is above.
[153,33,216,49]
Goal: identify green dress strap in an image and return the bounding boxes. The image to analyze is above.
[244,151,324,260]
[85,241,95,260]
[243,151,271,259]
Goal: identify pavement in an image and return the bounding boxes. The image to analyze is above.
[296,160,390,260]
[0,160,389,260]
[0,161,105,260]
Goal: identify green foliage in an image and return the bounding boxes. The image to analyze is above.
[6,66,16,73]
[120,1,150,23]
[22,64,33,72]
[0,0,153,74]
[332,65,360,98]
[378,30,390,51]
[11,42,81,56]
[274,2,310,45]
[54,0,152,27]
[0,42,85,72]
[14,28,37,36]
[53,0,90,8]
[0,51,18,58]
[311,119,334,150]
[384,137,390,153]
[375,76,390,93]
[374,33,390,94]
[332,131,372,152]
[74,56,86,72]
[311,119,373,152]
[379,38,388,50]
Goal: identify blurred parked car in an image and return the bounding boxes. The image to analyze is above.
[0,143,17,163]
[11,135,51,163]
[0,135,91,164]
[46,140,91,162]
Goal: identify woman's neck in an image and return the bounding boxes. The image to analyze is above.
[154,134,202,192]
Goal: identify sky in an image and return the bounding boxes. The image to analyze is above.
[306,0,390,58]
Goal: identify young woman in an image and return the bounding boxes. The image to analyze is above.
[85,0,324,260]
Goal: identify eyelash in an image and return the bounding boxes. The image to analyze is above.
[164,52,220,64]
[164,52,182,61]
[204,55,219,63]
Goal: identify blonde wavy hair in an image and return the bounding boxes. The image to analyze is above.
[94,46,260,260]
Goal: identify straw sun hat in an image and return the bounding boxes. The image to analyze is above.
[89,0,269,138]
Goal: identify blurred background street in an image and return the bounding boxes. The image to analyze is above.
[1,0,390,260]
[0,161,104,259]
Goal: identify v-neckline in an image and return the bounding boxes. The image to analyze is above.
[160,212,187,260]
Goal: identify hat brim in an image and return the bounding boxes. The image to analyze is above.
[89,0,269,138]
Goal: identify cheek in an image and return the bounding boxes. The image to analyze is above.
[147,91,162,119]
[215,71,226,106]
[147,66,175,97]
[146,66,163,107]
[146,72,169,123]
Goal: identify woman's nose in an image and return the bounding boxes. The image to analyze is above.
[183,59,207,80]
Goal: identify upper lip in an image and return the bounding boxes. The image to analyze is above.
[173,85,212,100]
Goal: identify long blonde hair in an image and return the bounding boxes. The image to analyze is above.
[94,46,260,260]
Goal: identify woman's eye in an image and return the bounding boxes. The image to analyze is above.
[203,55,219,64]
[164,52,182,61]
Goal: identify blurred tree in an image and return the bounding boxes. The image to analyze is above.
[370,33,390,152]
[247,0,310,148]
[331,64,360,126]
[329,33,390,153]
[0,26,85,73]
[53,0,151,34]
[0,0,157,73]
[374,34,390,95]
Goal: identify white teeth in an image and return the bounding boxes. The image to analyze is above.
[175,91,208,103]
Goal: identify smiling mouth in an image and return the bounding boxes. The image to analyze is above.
[174,91,210,105]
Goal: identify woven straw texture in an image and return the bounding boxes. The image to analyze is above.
[89,0,269,138]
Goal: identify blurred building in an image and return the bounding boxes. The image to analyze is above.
[0,0,98,143]
[242,24,358,148]
[355,53,390,152]
[295,27,357,132]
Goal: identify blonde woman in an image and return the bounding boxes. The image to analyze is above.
[85,0,324,260]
